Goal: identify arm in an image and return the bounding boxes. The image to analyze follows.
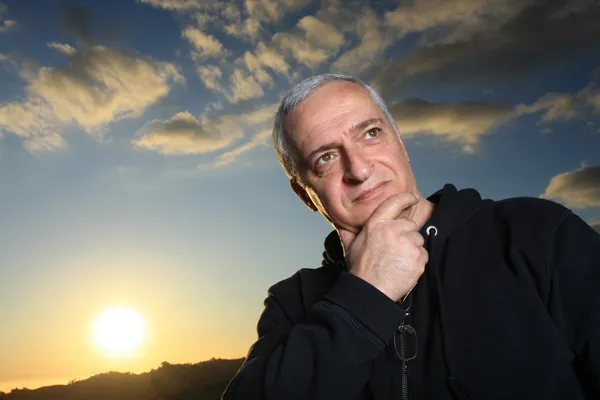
[222,272,405,400]
[549,211,600,396]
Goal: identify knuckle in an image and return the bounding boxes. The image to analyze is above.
[413,246,422,262]
[378,222,394,237]
[399,218,417,231]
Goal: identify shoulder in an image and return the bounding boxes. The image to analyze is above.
[268,266,330,291]
[482,197,573,263]
[267,266,343,317]
[492,196,571,232]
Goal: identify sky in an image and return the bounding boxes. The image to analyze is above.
[1,0,600,393]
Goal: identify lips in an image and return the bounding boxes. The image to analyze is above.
[354,181,388,202]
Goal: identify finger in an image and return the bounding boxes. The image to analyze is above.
[337,228,356,255]
[403,230,425,246]
[387,217,422,235]
[420,247,429,266]
[366,193,418,228]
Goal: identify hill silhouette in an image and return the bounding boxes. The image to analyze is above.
[0,358,244,400]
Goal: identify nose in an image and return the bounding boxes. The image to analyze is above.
[343,147,373,183]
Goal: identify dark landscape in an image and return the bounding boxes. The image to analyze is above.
[0,359,244,400]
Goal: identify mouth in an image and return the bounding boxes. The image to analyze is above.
[353,181,389,202]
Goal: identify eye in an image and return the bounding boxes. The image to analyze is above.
[364,128,380,139]
[316,152,333,166]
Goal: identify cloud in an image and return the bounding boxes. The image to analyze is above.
[198,64,270,104]
[0,101,67,152]
[240,41,290,85]
[133,111,242,154]
[226,68,264,103]
[518,93,579,123]
[583,84,600,113]
[251,42,290,76]
[371,0,600,96]
[194,12,218,28]
[136,0,205,10]
[272,14,345,70]
[182,26,225,59]
[268,10,346,70]
[382,76,600,152]
[384,0,525,39]
[390,98,514,152]
[0,46,182,152]
[245,0,308,22]
[332,8,387,74]
[237,102,277,125]
[221,3,242,21]
[272,32,330,69]
[224,18,263,41]
[136,102,277,157]
[0,2,16,33]
[541,164,600,208]
[204,129,272,169]
[243,52,273,85]
[197,65,224,93]
[48,42,77,56]
[197,103,277,168]
[296,16,344,51]
[0,19,16,33]
[138,0,244,28]
[246,0,279,21]
[514,82,600,123]
[589,220,600,233]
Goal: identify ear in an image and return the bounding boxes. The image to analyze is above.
[290,179,318,212]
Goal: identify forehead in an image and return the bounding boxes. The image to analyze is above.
[286,81,383,152]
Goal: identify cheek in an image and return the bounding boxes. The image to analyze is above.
[314,181,347,210]
[382,156,409,179]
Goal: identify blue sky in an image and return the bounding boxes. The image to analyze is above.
[1,0,600,392]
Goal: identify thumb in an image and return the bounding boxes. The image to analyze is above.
[337,228,356,256]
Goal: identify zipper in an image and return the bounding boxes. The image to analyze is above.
[399,324,409,400]
[398,290,414,400]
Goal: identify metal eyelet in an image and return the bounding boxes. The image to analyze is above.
[426,225,438,236]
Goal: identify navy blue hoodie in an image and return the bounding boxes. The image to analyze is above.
[222,184,600,399]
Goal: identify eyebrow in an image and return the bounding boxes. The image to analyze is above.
[351,118,384,134]
[306,118,384,161]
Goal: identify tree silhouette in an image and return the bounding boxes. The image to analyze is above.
[2,358,244,400]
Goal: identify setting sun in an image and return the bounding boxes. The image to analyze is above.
[92,306,146,357]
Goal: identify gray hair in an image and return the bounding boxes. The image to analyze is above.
[272,73,398,183]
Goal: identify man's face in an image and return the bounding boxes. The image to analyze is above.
[287,81,419,234]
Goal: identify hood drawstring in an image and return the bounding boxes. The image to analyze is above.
[425,225,470,400]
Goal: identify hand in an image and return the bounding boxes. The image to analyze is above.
[338,193,428,302]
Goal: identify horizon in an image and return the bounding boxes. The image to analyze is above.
[1,0,600,393]
[0,357,244,394]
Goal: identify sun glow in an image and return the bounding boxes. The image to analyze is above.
[93,306,146,356]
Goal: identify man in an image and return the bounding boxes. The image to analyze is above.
[222,74,600,399]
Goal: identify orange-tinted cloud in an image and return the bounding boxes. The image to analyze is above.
[134,102,276,156]
[390,98,514,152]
[541,164,600,208]
[133,112,241,155]
[0,46,182,152]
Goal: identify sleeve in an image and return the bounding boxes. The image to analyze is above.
[549,211,600,396]
[221,271,405,400]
